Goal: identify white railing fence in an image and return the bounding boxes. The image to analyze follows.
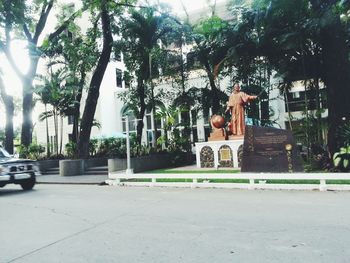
[107,172,350,191]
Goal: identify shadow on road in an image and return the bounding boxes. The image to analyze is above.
[0,188,37,196]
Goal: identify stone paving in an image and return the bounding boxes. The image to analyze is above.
[36,173,109,185]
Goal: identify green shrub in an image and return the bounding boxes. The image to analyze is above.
[17,145,29,159]
[65,141,77,158]
[333,146,350,172]
[89,139,99,157]
[17,143,45,160]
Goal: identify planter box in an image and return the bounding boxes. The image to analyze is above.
[59,157,108,176]
[84,157,108,169]
[108,153,193,174]
[59,159,85,176]
[37,159,59,173]
[108,158,127,172]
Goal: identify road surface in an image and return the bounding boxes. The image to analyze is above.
[1,184,350,262]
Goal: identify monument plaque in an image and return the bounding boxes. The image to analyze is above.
[241,126,303,172]
[220,149,231,161]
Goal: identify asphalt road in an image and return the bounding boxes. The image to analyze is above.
[1,184,350,263]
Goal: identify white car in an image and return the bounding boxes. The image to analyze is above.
[0,147,39,190]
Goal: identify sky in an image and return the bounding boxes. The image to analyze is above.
[0,0,223,127]
[162,0,221,14]
[2,0,220,92]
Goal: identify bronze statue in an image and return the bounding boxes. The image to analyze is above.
[226,83,257,136]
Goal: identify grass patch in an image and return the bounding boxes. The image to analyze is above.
[145,169,240,174]
[157,178,193,183]
[256,179,320,184]
[120,179,152,183]
[198,179,249,183]
[326,180,350,185]
[120,178,249,183]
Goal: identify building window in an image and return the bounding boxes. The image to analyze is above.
[121,113,136,132]
[192,128,198,145]
[67,115,74,125]
[191,110,197,126]
[181,111,190,126]
[292,92,300,99]
[147,131,153,147]
[146,114,152,130]
[116,69,122,88]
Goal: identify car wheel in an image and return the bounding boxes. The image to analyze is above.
[20,177,36,190]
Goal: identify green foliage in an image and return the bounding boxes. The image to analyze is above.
[17,143,45,160]
[336,121,350,148]
[165,128,191,154]
[65,141,77,158]
[117,6,183,145]
[131,144,153,157]
[194,16,228,39]
[89,139,99,157]
[333,146,350,171]
[96,137,126,158]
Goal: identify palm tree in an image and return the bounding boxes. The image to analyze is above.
[120,7,177,146]
[36,68,76,156]
[190,15,231,115]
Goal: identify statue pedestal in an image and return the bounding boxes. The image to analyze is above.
[195,139,244,169]
[208,128,226,141]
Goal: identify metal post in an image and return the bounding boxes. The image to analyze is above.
[125,115,133,174]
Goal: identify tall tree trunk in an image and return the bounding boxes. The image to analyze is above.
[283,86,293,131]
[303,80,310,159]
[204,61,220,114]
[59,115,63,154]
[44,104,51,157]
[136,79,146,145]
[72,70,85,143]
[20,56,39,147]
[2,0,52,147]
[0,78,14,154]
[21,88,33,147]
[77,0,112,158]
[313,78,322,144]
[53,109,58,156]
[310,1,350,155]
[322,22,350,155]
[149,54,158,148]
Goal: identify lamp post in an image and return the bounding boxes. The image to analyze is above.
[124,114,143,174]
[125,115,133,174]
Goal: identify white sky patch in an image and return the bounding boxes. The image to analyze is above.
[161,0,214,14]
[0,0,221,128]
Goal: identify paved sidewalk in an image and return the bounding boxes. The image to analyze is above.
[36,173,109,185]
[35,164,225,185]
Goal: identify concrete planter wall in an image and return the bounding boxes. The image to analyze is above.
[84,157,108,169]
[108,158,127,172]
[37,159,59,173]
[59,157,108,176]
[108,153,192,174]
[59,159,85,176]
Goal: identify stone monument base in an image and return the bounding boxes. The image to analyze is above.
[195,139,244,169]
[208,128,226,141]
[228,135,244,140]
